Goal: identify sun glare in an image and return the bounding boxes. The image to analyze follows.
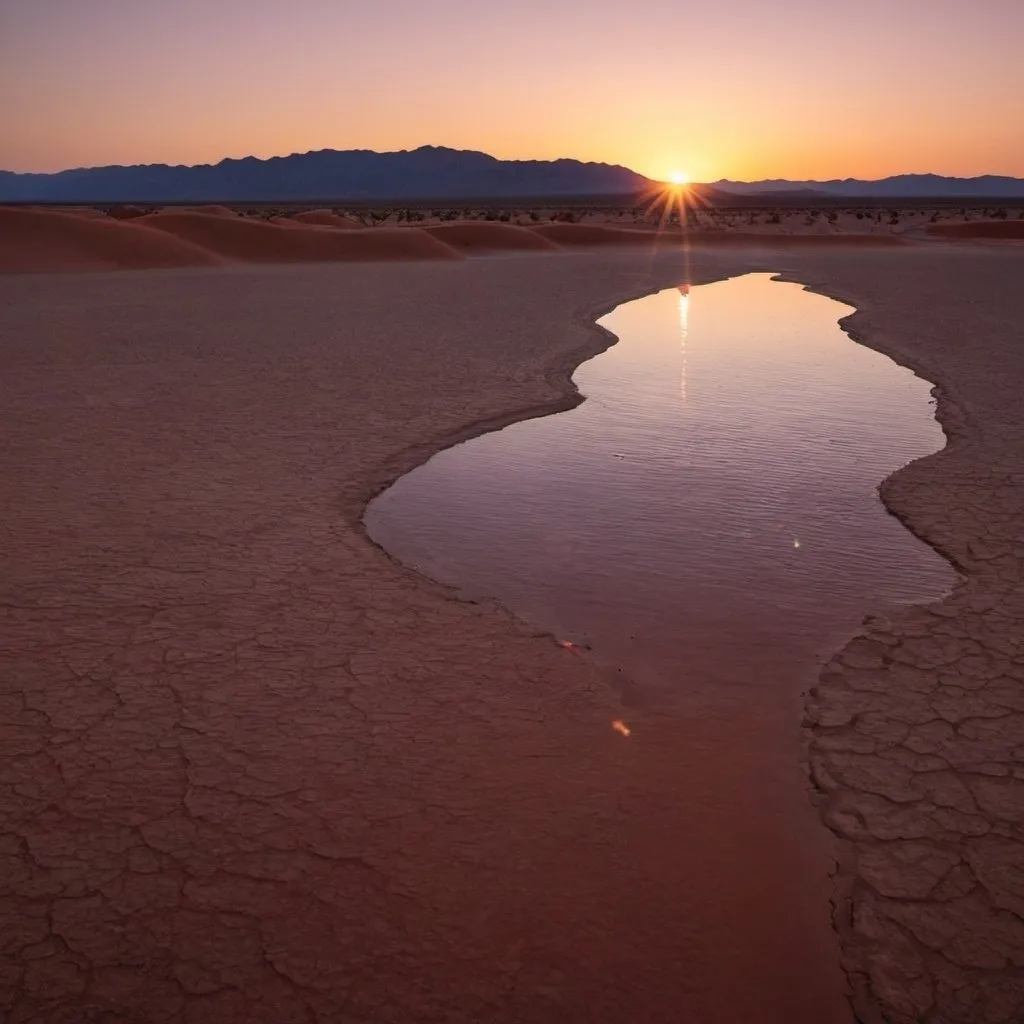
[669,171,689,186]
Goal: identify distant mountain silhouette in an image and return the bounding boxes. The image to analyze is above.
[6,150,1019,203]
[712,174,1024,198]
[0,146,653,203]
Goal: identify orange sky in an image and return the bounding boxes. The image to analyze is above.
[2,0,1022,180]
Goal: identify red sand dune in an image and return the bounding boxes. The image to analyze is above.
[532,223,656,246]
[928,220,1024,240]
[267,214,362,230]
[105,204,148,220]
[0,206,228,272]
[137,211,464,262]
[287,209,365,228]
[62,206,112,219]
[268,215,316,228]
[424,220,561,251]
[2,205,924,275]
[178,204,239,218]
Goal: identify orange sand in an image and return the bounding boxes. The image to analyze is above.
[2,205,1019,274]
[136,211,463,262]
[61,206,112,219]
[0,206,227,272]
[532,223,656,246]
[106,204,147,220]
[287,209,365,228]
[178,204,240,218]
[424,221,561,251]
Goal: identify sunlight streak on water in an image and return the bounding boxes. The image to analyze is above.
[678,287,689,402]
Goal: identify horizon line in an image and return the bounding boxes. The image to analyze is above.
[3,145,1023,184]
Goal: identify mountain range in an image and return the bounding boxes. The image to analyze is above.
[0,146,651,203]
[711,174,1024,198]
[1,147,1022,202]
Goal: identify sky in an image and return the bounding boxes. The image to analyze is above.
[2,0,1022,181]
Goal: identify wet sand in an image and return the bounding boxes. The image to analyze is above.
[1,243,1022,1023]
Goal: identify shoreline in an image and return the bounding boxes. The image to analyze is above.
[355,260,780,533]
[775,270,973,575]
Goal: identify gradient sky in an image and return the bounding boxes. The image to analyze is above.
[2,0,1022,180]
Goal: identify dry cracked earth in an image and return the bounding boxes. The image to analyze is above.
[1,245,1022,1023]
[787,257,1024,1024]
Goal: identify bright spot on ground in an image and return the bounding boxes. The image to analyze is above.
[612,719,632,737]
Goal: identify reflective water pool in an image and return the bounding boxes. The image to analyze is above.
[366,273,956,710]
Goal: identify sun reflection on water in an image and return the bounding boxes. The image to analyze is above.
[678,287,689,402]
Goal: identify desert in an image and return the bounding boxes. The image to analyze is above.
[4,0,1023,1012]
[1,208,1022,1022]
[2,199,1023,275]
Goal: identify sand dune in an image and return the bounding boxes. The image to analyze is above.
[179,204,239,218]
[7,203,1010,275]
[137,211,463,262]
[287,209,365,228]
[532,223,657,246]
[268,215,321,229]
[423,220,561,251]
[105,204,147,220]
[268,213,362,230]
[0,206,228,272]
[62,206,112,219]
[928,220,1024,240]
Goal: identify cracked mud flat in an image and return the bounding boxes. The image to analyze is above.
[1,245,1022,1023]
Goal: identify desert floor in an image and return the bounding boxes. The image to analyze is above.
[1,241,1022,1024]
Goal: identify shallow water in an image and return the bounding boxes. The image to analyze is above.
[366,272,956,710]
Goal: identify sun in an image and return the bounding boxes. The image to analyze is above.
[668,170,689,186]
